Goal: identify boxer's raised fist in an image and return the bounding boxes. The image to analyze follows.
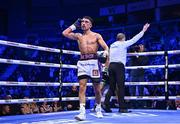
[73,18,82,29]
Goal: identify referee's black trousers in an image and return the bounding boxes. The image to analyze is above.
[104,62,127,109]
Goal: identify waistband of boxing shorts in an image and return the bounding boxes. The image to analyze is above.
[80,53,98,60]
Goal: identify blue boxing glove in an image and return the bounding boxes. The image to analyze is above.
[69,18,82,31]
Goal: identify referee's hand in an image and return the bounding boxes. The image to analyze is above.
[142,23,150,32]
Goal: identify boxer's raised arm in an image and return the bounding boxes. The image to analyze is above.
[62,18,82,40]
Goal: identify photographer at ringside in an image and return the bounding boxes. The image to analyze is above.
[129,44,149,108]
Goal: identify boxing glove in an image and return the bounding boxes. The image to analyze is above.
[74,18,82,29]
[69,18,82,31]
[98,52,107,64]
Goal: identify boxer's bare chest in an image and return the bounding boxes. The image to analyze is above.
[79,34,97,45]
[78,34,98,53]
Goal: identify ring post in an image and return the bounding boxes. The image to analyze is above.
[164,51,169,101]
[59,49,63,104]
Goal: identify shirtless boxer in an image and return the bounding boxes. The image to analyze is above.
[62,16,109,121]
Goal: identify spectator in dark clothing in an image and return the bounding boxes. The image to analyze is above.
[129,44,149,96]
[65,85,79,110]
[0,104,11,116]
[30,101,39,114]
[40,102,53,113]
[129,44,149,108]
[51,101,63,112]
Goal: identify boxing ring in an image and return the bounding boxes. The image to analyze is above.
[0,39,180,124]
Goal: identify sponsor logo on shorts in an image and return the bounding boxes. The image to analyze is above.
[92,69,99,76]
[80,63,96,66]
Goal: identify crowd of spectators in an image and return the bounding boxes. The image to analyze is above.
[0,20,179,115]
[0,95,64,116]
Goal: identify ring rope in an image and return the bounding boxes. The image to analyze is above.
[0,58,60,68]
[1,96,180,104]
[0,39,179,56]
[0,81,180,86]
[127,50,180,56]
[0,81,60,86]
[0,58,179,69]
[0,58,180,69]
[0,40,60,53]
[0,39,81,55]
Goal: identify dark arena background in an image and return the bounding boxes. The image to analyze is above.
[0,0,180,123]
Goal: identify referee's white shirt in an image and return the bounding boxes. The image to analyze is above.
[109,31,144,65]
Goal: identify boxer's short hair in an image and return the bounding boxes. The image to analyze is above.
[83,16,93,25]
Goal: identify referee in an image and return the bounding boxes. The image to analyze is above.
[103,23,150,113]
